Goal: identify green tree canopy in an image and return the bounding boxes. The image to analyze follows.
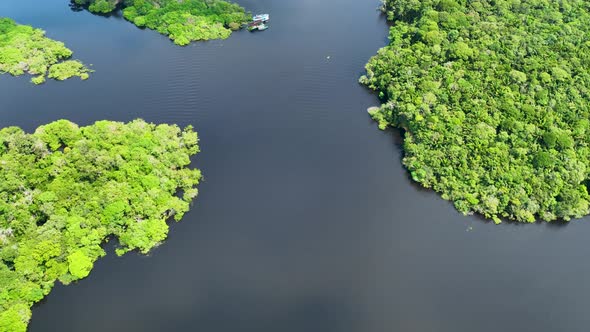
[74,0,251,45]
[0,18,91,84]
[361,0,590,223]
[0,119,201,331]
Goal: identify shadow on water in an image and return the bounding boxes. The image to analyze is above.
[68,2,84,12]
[466,211,571,229]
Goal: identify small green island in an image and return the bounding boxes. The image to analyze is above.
[0,18,91,84]
[361,0,590,223]
[0,119,201,331]
[74,0,251,45]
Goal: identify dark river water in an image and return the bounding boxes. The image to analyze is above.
[2,0,590,331]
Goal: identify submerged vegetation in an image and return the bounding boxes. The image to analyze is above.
[361,0,590,222]
[0,119,201,331]
[0,18,91,84]
[74,0,250,45]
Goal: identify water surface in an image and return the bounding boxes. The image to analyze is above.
[1,1,590,331]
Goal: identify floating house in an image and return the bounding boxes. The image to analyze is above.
[253,14,270,22]
[248,14,270,32]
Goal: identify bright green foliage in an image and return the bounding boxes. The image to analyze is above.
[89,0,119,13]
[0,18,91,84]
[0,119,202,331]
[123,0,250,45]
[361,0,590,223]
[73,0,119,13]
[48,60,91,81]
[73,0,120,13]
[79,0,250,45]
[67,250,93,279]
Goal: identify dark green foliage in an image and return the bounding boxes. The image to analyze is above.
[79,0,250,45]
[0,18,91,84]
[0,119,201,331]
[361,0,590,223]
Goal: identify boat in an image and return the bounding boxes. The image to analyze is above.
[252,14,269,22]
[248,19,264,26]
[248,23,269,31]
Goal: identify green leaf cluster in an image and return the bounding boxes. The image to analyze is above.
[0,119,202,331]
[72,0,123,13]
[0,18,91,84]
[361,0,590,223]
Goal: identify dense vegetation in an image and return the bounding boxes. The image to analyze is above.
[361,0,590,223]
[0,18,91,84]
[74,0,250,45]
[73,0,122,13]
[0,119,202,331]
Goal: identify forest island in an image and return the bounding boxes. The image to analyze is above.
[361,0,590,223]
[0,18,91,84]
[0,120,202,331]
[74,0,251,45]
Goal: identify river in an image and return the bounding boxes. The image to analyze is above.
[1,0,590,331]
